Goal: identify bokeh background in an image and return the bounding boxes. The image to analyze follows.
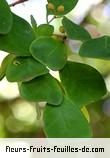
[0,0,110,137]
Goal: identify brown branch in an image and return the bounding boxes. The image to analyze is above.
[10,0,28,7]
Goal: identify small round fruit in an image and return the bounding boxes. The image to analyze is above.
[47,3,55,10]
[57,5,65,12]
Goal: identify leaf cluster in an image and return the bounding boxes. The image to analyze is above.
[0,0,107,138]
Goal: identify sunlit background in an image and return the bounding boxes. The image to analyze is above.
[0,0,110,138]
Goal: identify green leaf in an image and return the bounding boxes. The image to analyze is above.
[0,54,15,80]
[6,57,49,82]
[30,37,67,71]
[0,0,13,34]
[18,74,63,105]
[47,0,78,16]
[0,14,35,56]
[30,15,37,31]
[59,61,107,108]
[62,17,91,41]
[43,96,92,138]
[36,24,54,37]
[79,36,110,59]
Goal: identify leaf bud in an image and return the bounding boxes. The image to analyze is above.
[59,26,65,33]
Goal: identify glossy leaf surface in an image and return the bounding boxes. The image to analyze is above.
[62,17,91,41]
[44,96,92,138]
[59,61,107,108]
[0,14,35,56]
[30,37,67,70]
[79,36,110,59]
[6,57,49,82]
[19,74,63,105]
[36,24,54,37]
[0,54,15,80]
[0,0,13,34]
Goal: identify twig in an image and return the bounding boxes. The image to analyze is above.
[48,16,56,24]
[48,16,63,24]
[10,0,28,7]
[46,12,49,24]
